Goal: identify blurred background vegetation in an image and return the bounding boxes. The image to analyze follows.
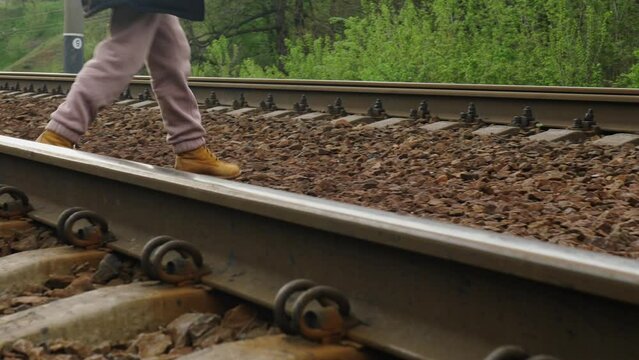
[2,0,639,87]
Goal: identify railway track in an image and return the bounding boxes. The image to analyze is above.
[1,135,639,359]
[1,71,639,134]
[0,73,638,359]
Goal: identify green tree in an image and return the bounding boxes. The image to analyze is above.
[185,0,361,70]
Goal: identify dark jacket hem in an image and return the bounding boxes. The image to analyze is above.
[82,0,205,21]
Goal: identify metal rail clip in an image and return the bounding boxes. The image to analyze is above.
[56,207,115,248]
[141,236,209,285]
[0,185,32,218]
[274,279,356,344]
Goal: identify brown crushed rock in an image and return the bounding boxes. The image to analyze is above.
[3,305,274,360]
[1,95,638,258]
[0,254,144,316]
[0,219,60,256]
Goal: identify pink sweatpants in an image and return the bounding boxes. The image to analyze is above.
[47,6,206,153]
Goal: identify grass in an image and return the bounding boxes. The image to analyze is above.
[0,1,108,72]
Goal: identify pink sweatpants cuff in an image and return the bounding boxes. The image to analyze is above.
[173,137,206,154]
[46,121,82,144]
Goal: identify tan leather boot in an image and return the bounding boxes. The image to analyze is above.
[35,130,74,148]
[175,146,241,179]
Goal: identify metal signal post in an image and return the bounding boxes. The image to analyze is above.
[63,0,84,73]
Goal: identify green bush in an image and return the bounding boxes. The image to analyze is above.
[617,50,639,87]
[193,36,241,77]
[275,0,613,85]
[212,0,638,87]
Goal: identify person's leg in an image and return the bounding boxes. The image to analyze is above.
[146,15,240,178]
[41,7,163,145]
[145,14,205,154]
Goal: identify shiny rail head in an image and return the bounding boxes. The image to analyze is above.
[4,71,639,95]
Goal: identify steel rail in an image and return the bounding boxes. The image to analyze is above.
[1,135,639,360]
[1,72,639,133]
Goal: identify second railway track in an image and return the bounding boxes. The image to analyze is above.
[2,71,639,133]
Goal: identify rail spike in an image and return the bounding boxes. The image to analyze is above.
[260,94,278,111]
[410,99,430,121]
[294,95,311,114]
[460,102,480,123]
[120,87,132,100]
[138,88,153,101]
[572,108,598,132]
[232,93,248,110]
[512,106,536,129]
[205,91,220,108]
[367,98,387,119]
[327,97,347,117]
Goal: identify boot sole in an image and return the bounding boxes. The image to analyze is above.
[215,170,242,180]
[174,167,242,180]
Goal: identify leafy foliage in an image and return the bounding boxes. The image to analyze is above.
[266,1,620,85]
[2,0,639,87]
[195,0,639,87]
[617,51,639,87]
[193,36,241,77]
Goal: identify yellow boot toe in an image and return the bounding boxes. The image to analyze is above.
[175,146,241,179]
[35,130,74,148]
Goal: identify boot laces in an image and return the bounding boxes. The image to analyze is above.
[204,147,218,161]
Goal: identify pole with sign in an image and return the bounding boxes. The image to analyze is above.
[63,0,84,74]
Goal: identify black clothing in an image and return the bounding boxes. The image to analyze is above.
[82,0,205,21]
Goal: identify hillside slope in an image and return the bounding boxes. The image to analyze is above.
[0,1,108,72]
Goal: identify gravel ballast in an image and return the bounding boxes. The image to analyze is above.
[1,95,638,258]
